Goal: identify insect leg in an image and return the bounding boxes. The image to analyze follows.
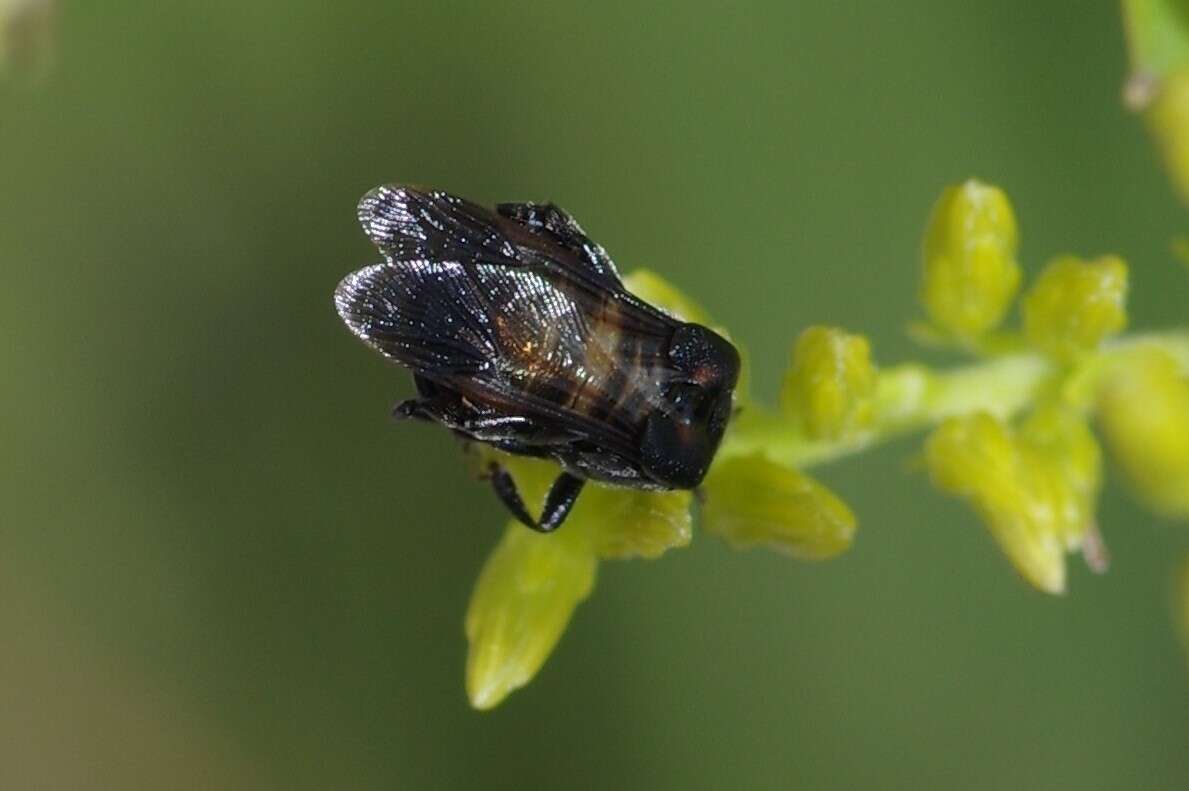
[392,375,448,422]
[392,398,435,421]
[486,465,586,532]
[487,463,540,531]
[538,473,586,532]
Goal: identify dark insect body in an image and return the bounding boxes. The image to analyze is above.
[334,185,740,531]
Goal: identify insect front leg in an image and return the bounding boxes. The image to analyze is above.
[485,464,586,533]
[538,473,585,532]
[392,375,450,422]
[392,398,435,421]
[487,463,540,530]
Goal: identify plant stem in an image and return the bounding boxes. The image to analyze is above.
[718,331,1189,470]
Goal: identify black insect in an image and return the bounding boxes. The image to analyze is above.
[335,185,740,532]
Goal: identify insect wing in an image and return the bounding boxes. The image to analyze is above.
[334,262,494,375]
[357,185,519,266]
[338,186,684,460]
[357,186,665,332]
[495,201,622,285]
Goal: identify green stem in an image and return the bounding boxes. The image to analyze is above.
[718,330,1189,470]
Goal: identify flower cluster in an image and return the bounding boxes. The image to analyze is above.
[917,181,1120,592]
[462,180,1189,709]
[1122,0,1189,670]
[915,180,1189,595]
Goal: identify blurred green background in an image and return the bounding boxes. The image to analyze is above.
[2,2,1187,789]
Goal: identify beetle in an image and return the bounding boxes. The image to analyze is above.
[334,185,740,532]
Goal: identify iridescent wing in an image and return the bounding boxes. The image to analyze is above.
[494,200,621,285]
[335,186,681,456]
[334,261,496,375]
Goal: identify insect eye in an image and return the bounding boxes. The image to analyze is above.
[707,389,733,432]
[665,382,705,424]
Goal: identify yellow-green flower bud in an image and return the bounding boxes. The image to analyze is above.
[465,522,596,710]
[925,410,1102,594]
[921,180,1021,341]
[1145,67,1189,205]
[585,485,692,560]
[1097,350,1189,518]
[1022,255,1129,360]
[462,452,699,709]
[700,454,856,560]
[1017,406,1103,548]
[926,413,1062,592]
[780,326,876,440]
